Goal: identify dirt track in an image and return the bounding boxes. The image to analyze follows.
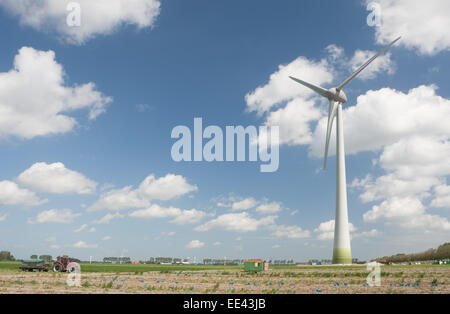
[0,266,448,294]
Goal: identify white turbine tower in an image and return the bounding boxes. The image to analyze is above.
[289,37,401,264]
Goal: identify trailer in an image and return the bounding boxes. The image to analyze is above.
[19,259,51,272]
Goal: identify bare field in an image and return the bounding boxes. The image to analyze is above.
[0,265,449,294]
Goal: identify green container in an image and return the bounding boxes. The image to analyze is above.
[244,260,265,272]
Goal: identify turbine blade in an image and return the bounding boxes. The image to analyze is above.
[324,101,338,170]
[337,36,401,91]
[289,76,331,99]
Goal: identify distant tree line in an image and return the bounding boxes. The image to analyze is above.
[0,251,15,261]
[145,257,189,264]
[103,257,132,264]
[203,259,244,265]
[376,243,450,263]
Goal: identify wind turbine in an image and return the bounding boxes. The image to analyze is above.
[289,37,401,264]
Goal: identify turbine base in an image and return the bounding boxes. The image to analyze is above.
[332,248,352,265]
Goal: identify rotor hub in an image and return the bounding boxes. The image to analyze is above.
[329,88,347,104]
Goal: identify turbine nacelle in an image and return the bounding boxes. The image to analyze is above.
[328,88,347,104]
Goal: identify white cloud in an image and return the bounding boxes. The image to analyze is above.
[88,174,197,211]
[271,225,310,239]
[28,209,81,224]
[362,197,450,231]
[92,213,124,225]
[102,236,112,241]
[129,204,182,219]
[73,241,98,249]
[17,162,97,195]
[129,205,207,225]
[212,241,221,246]
[195,213,277,233]
[0,180,46,207]
[231,197,258,211]
[0,47,111,139]
[256,202,282,214]
[50,244,60,249]
[138,174,198,201]
[366,0,450,55]
[0,0,161,45]
[245,56,333,115]
[272,244,281,249]
[88,227,96,233]
[74,224,88,232]
[348,50,394,80]
[352,229,380,239]
[169,209,207,225]
[185,240,205,249]
[314,220,356,241]
[431,184,450,208]
[0,213,7,222]
[88,186,149,211]
[310,85,450,158]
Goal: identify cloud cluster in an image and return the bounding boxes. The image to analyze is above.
[247,46,450,235]
[0,180,46,207]
[18,162,97,195]
[245,45,396,147]
[216,195,283,214]
[185,240,205,249]
[0,0,161,44]
[366,0,450,55]
[28,209,81,224]
[129,205,207,225]
[88,173,197,211]
[195,213,277,233]
[0,47,111,139]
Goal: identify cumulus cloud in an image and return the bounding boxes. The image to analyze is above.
[73,241,98,249]
[363,197,450,231]
[0,213,7,222]
[102,236,112,241]
[17,162,97,195]
[74,224,88,232]
[88,186,149,212]
[348,50,395,80]
[0,47,111,139]
[310,85,450,158]
[314,220,356,241]
[28,209,81,224]
[246,57,333,115]
[129,205,207,225]
[231,198,258,211]
[271,225,310,239]
[431,185,450,208]
[366,0,450,55]
[0,180,46,207]
[88,174,197,211]
[256,202,282,214]
[195,213,277,233]
[138,174,198,201]
[245,45,397,148]
[0,0,161,44]
[185,240,205,249]
[92,213,124,225]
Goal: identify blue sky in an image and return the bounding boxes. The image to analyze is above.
[0,0,449,262]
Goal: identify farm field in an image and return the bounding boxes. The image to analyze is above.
[0,262,448,294]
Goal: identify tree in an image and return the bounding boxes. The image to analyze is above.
[30,255,38,259]
[39,255,52,262]
[0,251,15,261]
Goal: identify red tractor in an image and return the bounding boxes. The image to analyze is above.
[53,256,74,272]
